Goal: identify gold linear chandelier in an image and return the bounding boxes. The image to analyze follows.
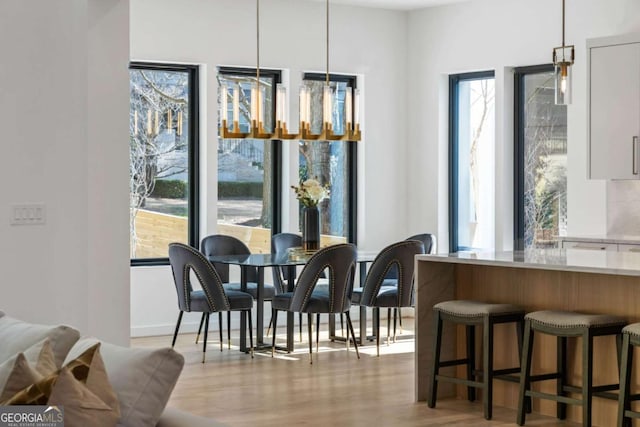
[219,0,361,141]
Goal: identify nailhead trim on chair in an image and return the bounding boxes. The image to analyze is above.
[433,300,524,318]
[525,310,626,330]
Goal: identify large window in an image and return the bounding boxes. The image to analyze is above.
[299,73,357,244]
[217,67,281,253]
[129,63,199,265]
[514,65,567,250]
[449,71,496,252]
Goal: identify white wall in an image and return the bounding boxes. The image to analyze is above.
[130,0,410,336]
[0,0,130,345]
[407,0,640,251]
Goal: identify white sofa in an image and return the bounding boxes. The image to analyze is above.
[0,311,218,427]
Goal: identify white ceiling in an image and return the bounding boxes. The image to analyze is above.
[322,0,476,11]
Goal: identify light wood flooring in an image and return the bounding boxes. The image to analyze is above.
[132,319,579,426]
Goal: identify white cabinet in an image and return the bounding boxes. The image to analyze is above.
[588,34,640,179]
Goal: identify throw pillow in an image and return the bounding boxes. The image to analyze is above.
[65,338,184,427]
[48,367,119,427]
[1,343,120,425]
[0,338,56,401]
[0,315,80,367]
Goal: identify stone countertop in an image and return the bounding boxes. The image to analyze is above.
[560,235,640,245]
[417,249,640,277]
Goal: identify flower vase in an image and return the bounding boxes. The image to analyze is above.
[302,206,320,251]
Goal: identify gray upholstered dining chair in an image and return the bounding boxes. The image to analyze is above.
[383,233,436,334]
[352,239,425,356]
[269,233,336,340]
[270,244,359,364]
[168,243,254,362]
[199,234,278,346]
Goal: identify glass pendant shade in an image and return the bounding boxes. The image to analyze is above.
[276,83,287,127]
[323,84,333,128]
[232,84,240,126]
[553,45,574,105]
[220,84,228,128]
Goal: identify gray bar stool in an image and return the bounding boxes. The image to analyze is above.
[427,300,526,420]
[617,323,640,427]
[517,310,625,427]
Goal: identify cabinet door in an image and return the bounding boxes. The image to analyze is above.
[589,42,640,179]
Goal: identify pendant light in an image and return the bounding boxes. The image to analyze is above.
[552,0,574,105]
[218,0,360,141]
[297,0,361,141]
[219,0,272,139]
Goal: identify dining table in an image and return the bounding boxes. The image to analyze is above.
[206,250,379,353]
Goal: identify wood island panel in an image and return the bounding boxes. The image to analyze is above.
[415,257,640,426]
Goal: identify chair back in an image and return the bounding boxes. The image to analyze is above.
[290,244,357,314]
[168,243,230,312]
[361,240,424,308]
[200,234,258,283]
[271,233,302,291]
[407,233,436,254]
[384,233,435,280]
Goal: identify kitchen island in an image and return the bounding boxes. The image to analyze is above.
[415,249,640,424]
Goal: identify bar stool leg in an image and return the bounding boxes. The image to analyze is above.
[517,321,534,426]
[617,333,633,427]
[465,325,476,402]
[515,319,531,414]
[427,310,443,408]
[557,336,567,420]
[582,331,594,427]
[483,317,494,420]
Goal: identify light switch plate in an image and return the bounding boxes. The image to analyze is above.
[10,204,46,225]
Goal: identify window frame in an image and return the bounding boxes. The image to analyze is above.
[216,66,283,238]
[448,70,495,253]
[129,62,200,266]
[513,64,556,251]
[301,72,358,244]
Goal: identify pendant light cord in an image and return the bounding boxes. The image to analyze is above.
[326,0,330,85]
[256,0,261,123]
[561,0,565,47]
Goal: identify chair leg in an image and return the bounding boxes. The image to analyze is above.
[466,325,476,402]
[316,313,320,353]
[483,317,494,420]
[247,309,254,359]
[218,312,223,351]
[387,308,391,346]
[427,310,443,408]
[266,315,273,337]
[299,313,303,342]
[345,312,360,359]
[195,312,204,344]
[308,313,313,365]
[557,336,567,419]
[398,307,403,334]
[618,333,633,427]
[202,312,210,364]
[393,308,398,343]
[340,314,344,336]
[227,311,231,350]
[172,311,184,348]
[376,308,381,357]
[582,331,594,427]
[517,321,534,425]
[271,309,278,357]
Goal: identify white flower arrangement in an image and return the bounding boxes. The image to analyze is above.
[291,178,330,208]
